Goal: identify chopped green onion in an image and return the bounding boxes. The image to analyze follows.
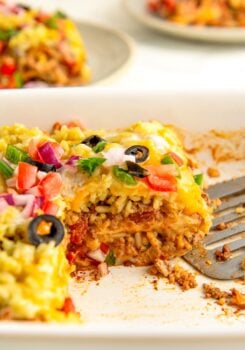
[14,72,23,88]
[113,166,137,186]
[6,145,29,164]
[0,29,18,41]
[55,10,67,18]
[0,160,14,178]
[105,250,116,266]
[77,157,105,175]
[161,155,175,165]
[194,173,204,186]
[93,141,107,153]
[45,17,58,29]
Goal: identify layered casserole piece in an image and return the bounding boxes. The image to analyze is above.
[52,121,212,273]
[0,1,90,88]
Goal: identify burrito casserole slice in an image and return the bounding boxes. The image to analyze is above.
[0,1,90,88]
[52,121,212,272]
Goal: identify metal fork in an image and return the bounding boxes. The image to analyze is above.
[184,176,245,280]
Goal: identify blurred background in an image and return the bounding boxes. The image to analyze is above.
[3,0,245,90]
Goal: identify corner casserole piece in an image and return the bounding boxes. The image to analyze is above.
[52,121,212,271]
[0,1,90,88]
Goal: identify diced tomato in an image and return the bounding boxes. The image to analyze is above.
[42,201,59,215]
[0,41,6,54]
[168,152,183,166]
[147,0,161,12]
[162,0,176,13]
[66,120,86,130]
[145,165,177,192]
[61,297,75,314]
[1,58,17,76]
[100,243,109,254]
[66,251,76,264]
[39,172,62,200]
[17,162,38,191]
[28,138,43,161]
[35,12,50,23]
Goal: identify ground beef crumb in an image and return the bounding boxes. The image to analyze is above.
[203,284,245,310]
[215,244,231,261]
[207,167,220,178]
[151,259,197,291]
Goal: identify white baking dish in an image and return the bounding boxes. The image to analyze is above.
[0,88,244,350]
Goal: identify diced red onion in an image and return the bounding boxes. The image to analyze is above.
[87,249,106,263]
[37,171,47,181]
[6,177,16,188]
[98,262,109,278]
[13,194,36,218]
[37,142,62,169]
[0,198,8,213]
[0,193,14,205]
[65,155,80,167]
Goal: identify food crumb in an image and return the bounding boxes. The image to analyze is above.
[207,167,220,178]
[203,284,245,311]
[150,259,197,291]
[216,222,228,231]
[235,207,245,214]
[215,244,231,261]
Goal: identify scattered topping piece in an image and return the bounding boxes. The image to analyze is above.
[97,262,109,278]
[81,135,105,148]
[39,172,62,200]
[113,166,137,186]
[215,244,231,262]
[27,159,56,173]
[203,284,245,310]
[125,145,149,163]
[194,173,204,186]
[207,167,220,178]
[17,162,37,190]
[145,166,177,192]
[5,144,29,164]
[103,147,135,166]
[28,214,65,247]
[151,259,197,291]
[105,250,116,266]
[93,141,107,153]
[0,159,14,178]
[162,152,183,166]
[126,161,149,178]
[61,297,75,314]
[38,142,63,168]
[161,154,175,165]
[87,249,106,263]
[77,157,105,176]
[235,207,245,214]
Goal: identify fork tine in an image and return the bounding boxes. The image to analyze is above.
[204,223,245,245]
[212,211,245,228]
[214,193,245,213]
[207,176,245,199]
[212,238,245,253]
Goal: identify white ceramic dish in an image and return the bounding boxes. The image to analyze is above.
[125,0,245,43]
[0,89,244,350]
[77,21,134,85]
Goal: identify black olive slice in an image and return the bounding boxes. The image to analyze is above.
[17,3,31,10]
[126,161,149,178]
[125,145,149,163]
[81,135,105,148]
[28,215,65,247]
[27,159,57,172]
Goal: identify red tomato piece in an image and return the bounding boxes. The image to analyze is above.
[28,138,43,161]
[42,201,59,215]
[66,251,76,264]
[0,41,6,54]
[61,297,75,314]
[17,162,38,191]
[1,58,17,76]
[39,172,62,200]
[145,165,177,192]
[100,243,109,254]
[168,152,183,166]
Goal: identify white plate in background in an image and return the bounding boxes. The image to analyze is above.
[0,88,244,350]
[78,22,134,85]
[125,0,245,43]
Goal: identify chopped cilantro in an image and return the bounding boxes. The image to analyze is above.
[77,157,105,175]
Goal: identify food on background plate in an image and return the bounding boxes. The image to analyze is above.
[0,121,212,321]
[0,1,90,88]
[147,0,245,27]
